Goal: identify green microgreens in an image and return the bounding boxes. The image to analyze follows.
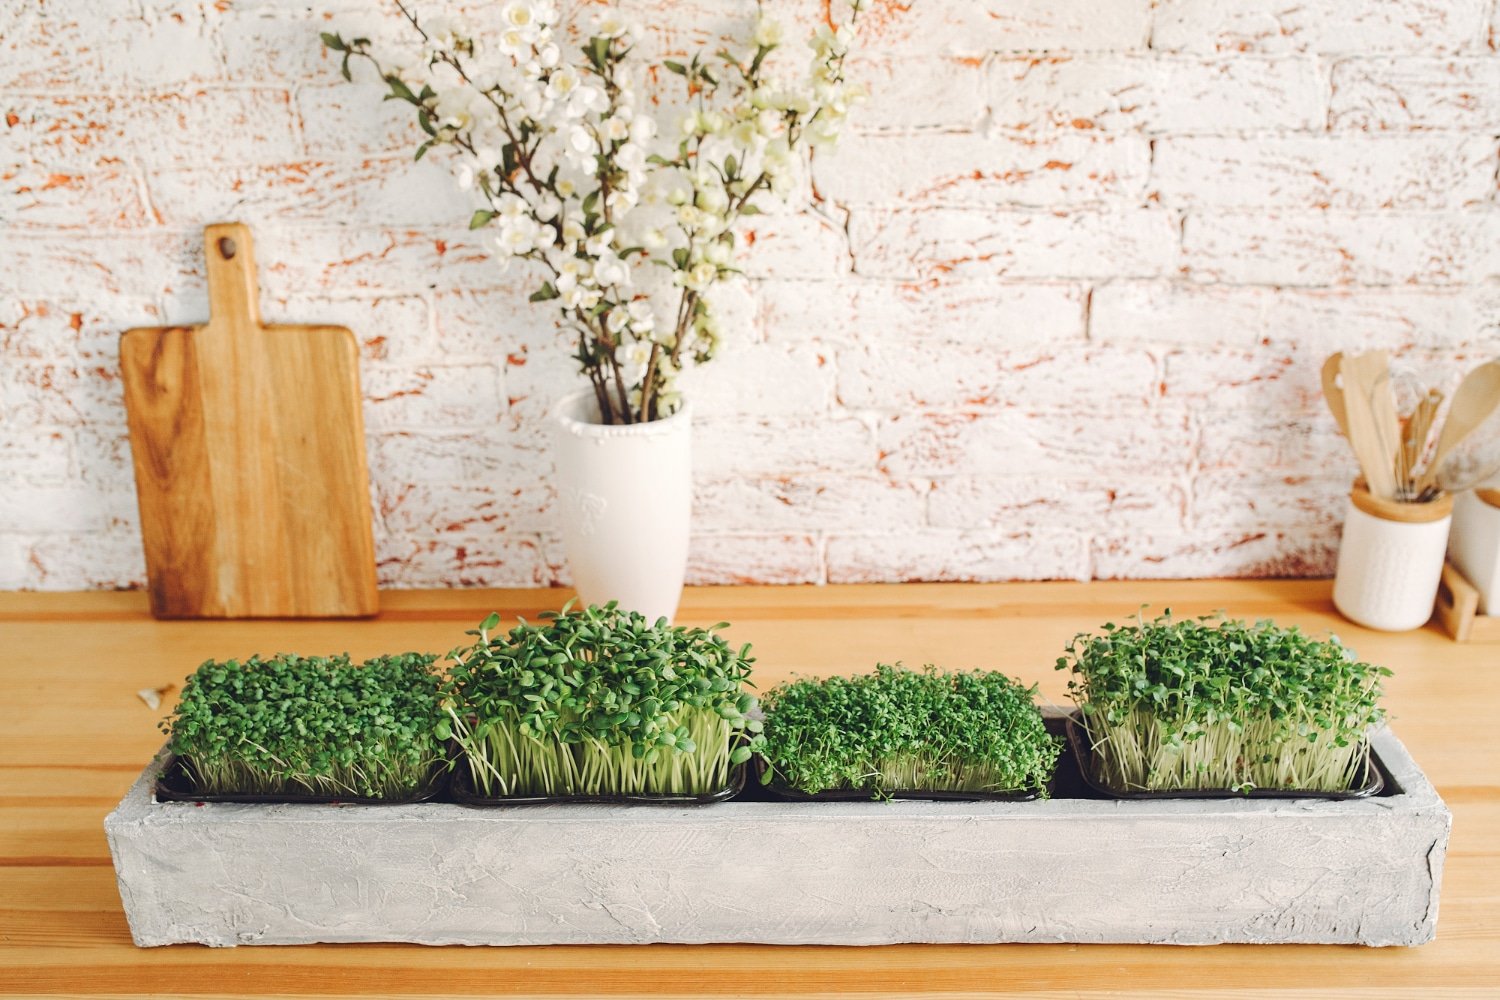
[441,601,763,797]
[758,664,1060,799]
[1056,609,1392,793]
[161,652,444,800]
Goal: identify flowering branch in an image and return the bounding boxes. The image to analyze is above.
[322,0,866,425]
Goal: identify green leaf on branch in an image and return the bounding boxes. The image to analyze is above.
[413,140,433,161]
[530,283,560,302]
[384,75,419,105]
[582,189,600,215]
[672,247,689,269]
[664,60,688,76]
[320,32,346,52]
[724,154,737,179]
[469,210,496,230]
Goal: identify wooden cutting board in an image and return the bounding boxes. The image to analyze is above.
[121,223,379,618]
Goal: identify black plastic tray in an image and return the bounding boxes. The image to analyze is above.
[447,758,746,806]
[753,756,1043,802]
[153,754,447,806]
[1063,717,1384,800]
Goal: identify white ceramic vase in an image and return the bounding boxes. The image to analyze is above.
[1332,485,1453,632]
[549,388,692,623]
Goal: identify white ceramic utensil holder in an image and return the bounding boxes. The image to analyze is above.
[1333,486,1453,632]
[1449,488,1500,615]
[550,389,692,623]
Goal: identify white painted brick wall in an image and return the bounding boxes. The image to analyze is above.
[1,0,1497,590]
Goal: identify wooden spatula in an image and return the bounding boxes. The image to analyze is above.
[1321,352,1349,436]
[121,223,379,618]
[1340,351,1400,500]
[1417,360,1500,497]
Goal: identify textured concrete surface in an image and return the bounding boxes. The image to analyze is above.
[106,727,1449,948]
[5,2,1500,590]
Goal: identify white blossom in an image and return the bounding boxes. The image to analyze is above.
[812,23,854,59]
[675,260,717,290]
[695,184,728,215]
[593,13,630,39]
[555,257,590,295]
[579,233,610,261]
[703,240,732,267]
[563,124,597,170]
[546,66,580,102]
[753,17,784,48]
[593,251,631,288]
[603,114,630,142]
[496,192,529,219]
[501,0,545,42]
[615,141,646,174]
[627,298,655,330]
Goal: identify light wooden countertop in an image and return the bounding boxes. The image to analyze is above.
[3,580,1496,998]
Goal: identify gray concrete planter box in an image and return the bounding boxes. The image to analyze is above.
[106,725,1449,948]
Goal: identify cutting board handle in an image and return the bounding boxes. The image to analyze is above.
[204,222,262,329]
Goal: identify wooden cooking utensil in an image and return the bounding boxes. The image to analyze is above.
[1403,389,1443,497]
[1418,361,1500,497]
[121,223,379,618]
[1339,351,1399,500]
[1320,352,1349,436]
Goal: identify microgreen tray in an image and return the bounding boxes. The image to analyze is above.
[447,759,747,806]
[752,756,1043,802]
[1063,718,1385,800]
[153,754,448,806]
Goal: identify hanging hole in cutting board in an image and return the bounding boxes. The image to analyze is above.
[217,237,237,260]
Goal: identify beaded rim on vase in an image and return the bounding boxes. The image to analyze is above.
[550,388,692,439]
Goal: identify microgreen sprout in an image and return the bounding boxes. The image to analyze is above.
[759,664,1060,799]
[1056,609,1391,793]
[161,652,445,800]
[441,602,763,797]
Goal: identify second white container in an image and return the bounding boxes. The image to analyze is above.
[1333,486,1453,632]
[1449,488,1500,615]
[549,388,692,623]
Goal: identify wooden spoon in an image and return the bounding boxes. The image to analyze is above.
[1417,360,1500,496]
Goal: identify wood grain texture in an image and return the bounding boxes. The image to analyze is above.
[2,582,1498,996]
[1435,560,1500,643]
[120,223,378,618]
